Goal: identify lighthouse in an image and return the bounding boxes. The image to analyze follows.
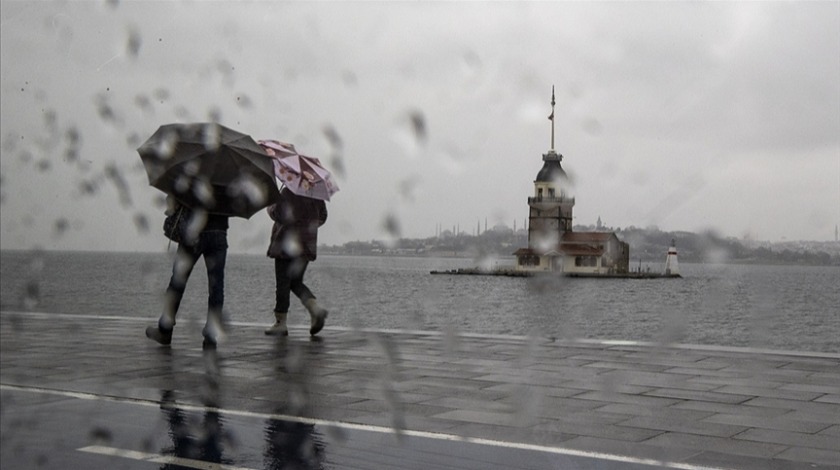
[664,239,680,276]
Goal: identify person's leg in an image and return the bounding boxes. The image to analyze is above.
[288,258,328,336]
[147,243,199,344]
[201,231,228,345]
[274,258,293,313]
[288,258,314,303]
[266,258,293,336]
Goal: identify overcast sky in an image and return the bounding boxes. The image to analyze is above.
[1,0,838,253]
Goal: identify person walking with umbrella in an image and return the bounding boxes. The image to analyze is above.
[146,200,230,347]
[138,123,280,347]
[260,140,337,337]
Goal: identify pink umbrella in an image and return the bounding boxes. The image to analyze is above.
[258,140,340,201]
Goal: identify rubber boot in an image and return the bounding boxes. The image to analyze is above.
[264,311,288,336]
[202,309,224,349]
[146,312,175,345]
[304,299,328,336]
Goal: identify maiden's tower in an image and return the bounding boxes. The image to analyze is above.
[514,88,630,276]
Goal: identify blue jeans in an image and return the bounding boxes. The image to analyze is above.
[274,257,315,313]
[163,230,228,326]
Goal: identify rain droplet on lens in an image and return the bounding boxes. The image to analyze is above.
[54,218,69,236]
[174,106,191,120]
[322,125,343,150]
[36,159,51,172]
[381,213,401,239]
[134,213,149,234]
[43,109,57,129]
[134,94,152,113]
[126,27,142,58]
[235,94,252,108]
[153,88,170,101]
[398,175,421,203]
[408,110,427,144]
[325,425,347,443]
[79,179,98,195]
[125,132,141,149]
[329,155,346,179]
[95,95,115,122]
[105,163,133,207]
[22,280,40,310]
[88,426,113,444]
[65,126,81,145]
[582,117,602,136]
[342,70,358,87]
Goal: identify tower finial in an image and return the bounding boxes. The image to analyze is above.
[548,85,556,151]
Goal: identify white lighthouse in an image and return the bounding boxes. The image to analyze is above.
[664,239,680,277]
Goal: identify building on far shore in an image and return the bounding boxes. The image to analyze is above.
[514,88,630,275]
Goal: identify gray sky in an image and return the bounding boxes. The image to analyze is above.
[1,0,838,253]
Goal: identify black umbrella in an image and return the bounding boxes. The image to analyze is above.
[138,123,280,218]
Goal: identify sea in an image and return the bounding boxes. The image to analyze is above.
[1,250,838,353]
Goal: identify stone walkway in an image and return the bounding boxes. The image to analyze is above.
[1,311,838,469]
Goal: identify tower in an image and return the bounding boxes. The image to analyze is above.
[527,86,575,252]
[664,239,680,276]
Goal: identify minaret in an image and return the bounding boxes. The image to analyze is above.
[527,86,575,253]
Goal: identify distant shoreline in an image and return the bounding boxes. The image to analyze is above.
[2,248,838,267]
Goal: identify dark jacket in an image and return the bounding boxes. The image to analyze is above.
[266,188,327,261]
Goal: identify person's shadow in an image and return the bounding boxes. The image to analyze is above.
[156,348,233,468]
[262,337,328,469]
[262,417,326,470]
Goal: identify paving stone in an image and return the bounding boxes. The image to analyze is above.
[432,409,528,427]
[643,431,789,458]
[594,403,715,421]
[705,413,833,434]
[642,387,754,404]
[776,411,840,426]
[773,446,840,467]
[734,427,840,451]
[671,401,790,418]
[618,415,749,438]
[818,424,840,437]
[743,397,840,419]
[569,390,682,407]
[684,450,838,470]
[557,436,702,464]
[711,385,824,401]
[559,379,656,395]
[532,419,665,442]
[815,394,840,404]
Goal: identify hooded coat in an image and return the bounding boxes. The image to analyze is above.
[266,188,328,261]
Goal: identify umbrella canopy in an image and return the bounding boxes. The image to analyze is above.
[258,139,340,201]
[138,123,281,218]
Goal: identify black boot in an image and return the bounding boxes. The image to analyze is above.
[145,325,173,345]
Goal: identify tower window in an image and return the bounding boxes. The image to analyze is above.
[548,188,555,198]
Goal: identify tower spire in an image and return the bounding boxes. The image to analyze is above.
[548,85,556,151]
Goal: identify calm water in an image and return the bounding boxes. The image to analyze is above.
[1,250,838,353]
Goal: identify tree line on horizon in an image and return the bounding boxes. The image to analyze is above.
[323,225,840,266]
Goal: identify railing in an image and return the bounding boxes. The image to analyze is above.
[528,196,575,204]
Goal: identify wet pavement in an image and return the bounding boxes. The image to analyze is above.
[1,311,839,470]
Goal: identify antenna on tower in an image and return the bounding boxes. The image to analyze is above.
[548,85,556,151]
